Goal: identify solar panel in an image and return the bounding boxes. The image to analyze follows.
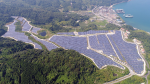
[78,30,109,35]
[17,17,24,22]
[31,28,41,34]
[57,32,75,35]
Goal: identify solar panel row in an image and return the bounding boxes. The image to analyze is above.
[57,32,75,35]
[17,17,24,22]
[56,30,109,35]
[78,30,108,35]
[31,28,41,34]
[22,22,32,32]
[89,35,117,57]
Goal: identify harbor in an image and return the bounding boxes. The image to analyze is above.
[113,0,150,32]
[116,9,125,13]
[92,6,127,27]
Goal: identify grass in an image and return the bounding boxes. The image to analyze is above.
[89,20,107,26]
[79,19,107,27]
[125,38,133,42]
[28,36,48,51]
[34,29,55,39]
[24,32,48,51]
[25,32,31,36]
[116,75,146,84]
[50,42,61,48]
[15,21,22,32]
[148,74,150,84]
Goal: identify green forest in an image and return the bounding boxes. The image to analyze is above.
[0,46,129,83]
[1,0,128,11]
[0,0,128,35]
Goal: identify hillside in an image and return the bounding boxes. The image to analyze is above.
[0,0,128,36]
[0,47,130,84]
[1,0,128,11]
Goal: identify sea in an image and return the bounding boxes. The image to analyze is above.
[113,0,150,32]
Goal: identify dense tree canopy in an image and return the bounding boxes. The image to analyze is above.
[0,47,129,84]
[1,0,128,11]
[122,25,134,31]
[0,37,33,55]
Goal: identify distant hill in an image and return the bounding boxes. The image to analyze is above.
[1,0,128,11]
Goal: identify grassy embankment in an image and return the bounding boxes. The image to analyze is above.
[15,21,22,32]
[25,32,48,51]
[0,48,130,84]
[116,75,146,84]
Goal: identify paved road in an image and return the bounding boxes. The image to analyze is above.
[142,71,150,84]
[104,65,135,84]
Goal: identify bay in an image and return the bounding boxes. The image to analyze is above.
[113,0,150,32]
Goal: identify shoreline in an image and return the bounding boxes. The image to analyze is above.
[110,0,129,8]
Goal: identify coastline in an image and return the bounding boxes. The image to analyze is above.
[109,0,130,25]
[112,0,150,35]
[110,0,130,8]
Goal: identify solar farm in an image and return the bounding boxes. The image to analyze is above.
[1,16,146,76]
[50,30,145,75]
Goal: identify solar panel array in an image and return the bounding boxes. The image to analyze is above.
[22,22,32,31]
[11,16,18,19]
[2,20,42,49]
[50,35,124,69]
[89,35,117,57]
[16,17,31,32]
[107,31,144,74]
[110,30,114,33]
[31,28,41,34]
[57,32,75,35]
[22,20,26,26]
[31,35,58,51]
[17,17,24,22]
[33,42,42,49]
[78,30,108,35]
[56,30,108,36]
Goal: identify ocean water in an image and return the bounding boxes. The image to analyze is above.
[113,0,150,32]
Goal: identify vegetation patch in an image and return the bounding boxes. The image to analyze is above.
[15,21,22,32]
[0,48,129,84]
[33,29,55,39]
[116,75,146,84]
[0,37,33,56]
[28,36,48,51]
